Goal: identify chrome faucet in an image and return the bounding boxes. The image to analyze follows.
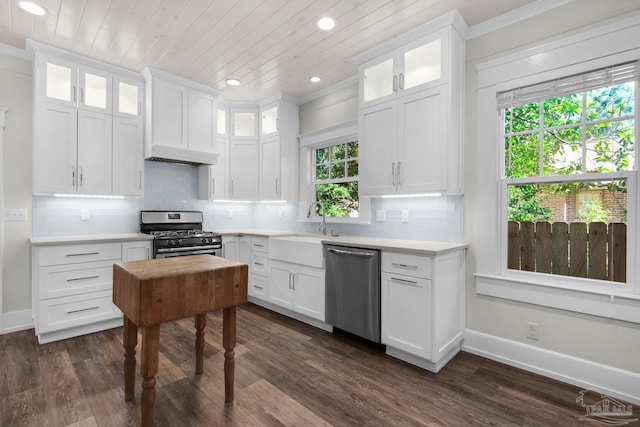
[307,201,327,235]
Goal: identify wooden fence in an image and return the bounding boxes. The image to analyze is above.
[507,221,626,282]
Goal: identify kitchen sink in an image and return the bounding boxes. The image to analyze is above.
[269,235,325,268]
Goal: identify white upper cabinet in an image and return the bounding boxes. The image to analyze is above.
[260,105,279,136]
[78,66,112,113]
[38,55,77,107]
[356,13,465,196]
[142,67,220,165]
[231,108,258,138]
[31,43,144,197]
[217,107,228,136]
[114,76,143,118]
[37,53,139,117]
[228,107,259,199]
[360,30,446,108]
[187,89,216,152]
[258,97,299,201]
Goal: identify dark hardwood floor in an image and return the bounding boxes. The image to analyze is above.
[0,303,620,426]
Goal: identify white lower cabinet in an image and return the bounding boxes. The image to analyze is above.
[222,235,239,261]
[122,240,151,262]
[381,249,464,372]
[32,239,151,344]
[247,236,269,301]
[268,260,325,321]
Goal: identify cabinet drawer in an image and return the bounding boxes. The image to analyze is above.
[382,251,432,279]
[250,252,268,275]
[36,290,121,334]
[249,272,267,300]
[38,242,121,266]
[250,236,269,252]
[38,260,114,300]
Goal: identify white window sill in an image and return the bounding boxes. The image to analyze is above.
[475,273,640,324]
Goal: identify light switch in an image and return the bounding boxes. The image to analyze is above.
[81,209,90,221]
[227,209,234,219]
[376,210,386,222]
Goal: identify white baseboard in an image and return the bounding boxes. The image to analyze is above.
[1,309,33,335]
[463,329,640,405]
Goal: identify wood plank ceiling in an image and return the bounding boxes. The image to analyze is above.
[0,0,535,101]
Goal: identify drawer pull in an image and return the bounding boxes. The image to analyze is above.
[67,306,100,315]
[391,262,418,270]
[66,275,100,282]
[390,277,419,286]
[66,252,100,257]
[254,262,264,266]
[253,244,265,248]
[253,284,264,289]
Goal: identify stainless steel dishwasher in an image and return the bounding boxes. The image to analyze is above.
[325,245,381,343]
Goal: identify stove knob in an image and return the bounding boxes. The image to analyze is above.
[202,238,207,243]
[207,237,213,243]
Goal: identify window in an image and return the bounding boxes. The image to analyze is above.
[499,62,637,284]
[475,21,640,322]
[313,140,359,218]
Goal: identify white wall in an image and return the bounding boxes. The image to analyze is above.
[299,82,358,135]
[0,51,33,320]
[464,0,640,374]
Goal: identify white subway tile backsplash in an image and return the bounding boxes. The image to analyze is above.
[34,161,463,242]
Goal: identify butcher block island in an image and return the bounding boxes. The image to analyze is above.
[112,254,248,427]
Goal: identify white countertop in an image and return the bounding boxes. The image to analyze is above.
[30,231,466,255]
[219,229,466,255]
[318,235,466,255]
[30,233,154,246]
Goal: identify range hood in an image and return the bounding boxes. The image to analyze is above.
[142,66,222,167]
[145,144,218,166]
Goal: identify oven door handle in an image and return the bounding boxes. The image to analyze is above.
[156,245,222,254]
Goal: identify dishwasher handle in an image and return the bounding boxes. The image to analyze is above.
[327,247,375,258]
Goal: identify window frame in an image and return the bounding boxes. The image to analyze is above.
[299,121,371,224]
[474,16,640,323]
[312,139,360,219]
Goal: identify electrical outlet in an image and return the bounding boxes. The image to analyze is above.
[376,210,386,222]
[526,322,539,340]
[227,209,233,219]
[81,209,90,221]
[401,210,409,223]
[3,208,28,221]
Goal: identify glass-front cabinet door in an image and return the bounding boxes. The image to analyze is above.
[217,108,228,136]
[114,76,142,118]
[79,66,112,113]
[261,105,279,136]
[360,30,446,107]
[362,56,395,105]
[401,38,442,91]
[231,109,258,138]
[38,55,78,107]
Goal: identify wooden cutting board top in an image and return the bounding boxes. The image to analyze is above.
[115,254,243,279]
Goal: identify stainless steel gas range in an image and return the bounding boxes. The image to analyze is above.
[140,210,222,259]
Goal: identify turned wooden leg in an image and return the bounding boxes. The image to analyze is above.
[140,325,160,427]
[195,313,206,374]
[123,316,138,401]
[223,307,236,403]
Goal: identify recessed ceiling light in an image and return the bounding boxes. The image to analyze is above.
[18,1,46,16]
[317,17,335,31]
[226,78,240,86]
[309,76,321,83]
